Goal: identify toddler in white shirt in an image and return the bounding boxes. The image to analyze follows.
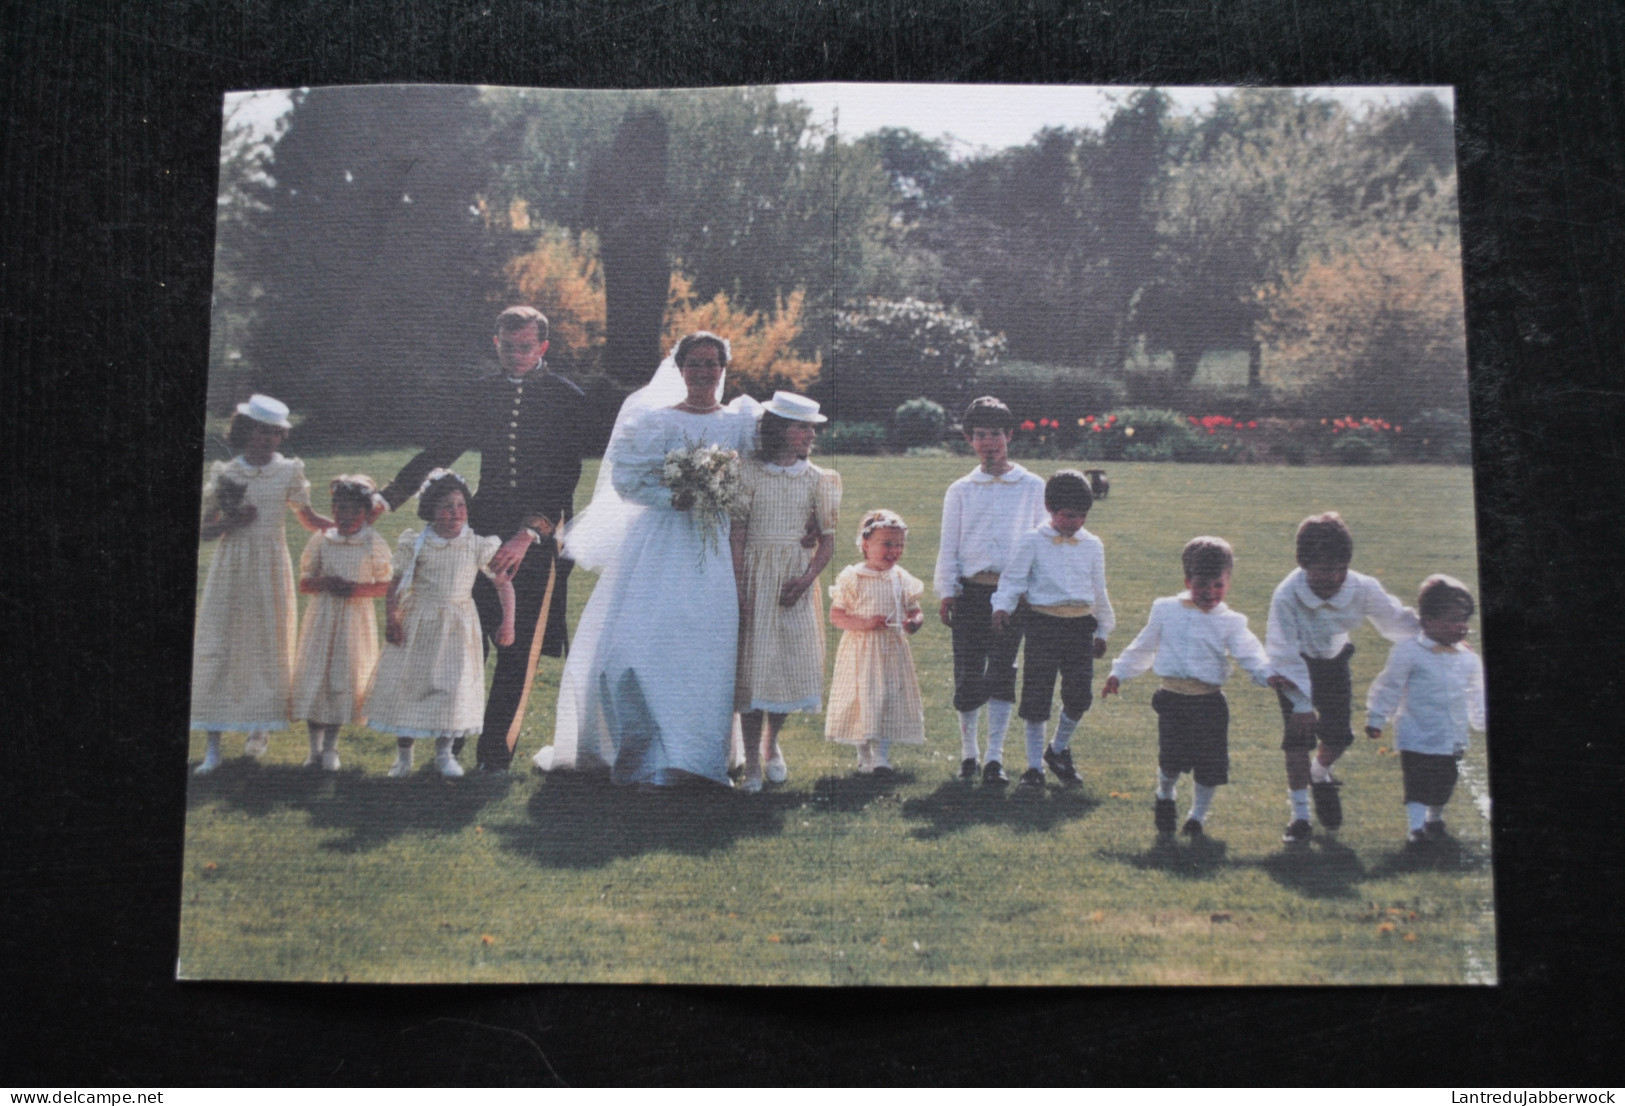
[1364,575,1486,846]
[1105,537,1297,837]
[991,470,1114,791]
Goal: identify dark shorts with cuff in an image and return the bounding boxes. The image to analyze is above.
[1400,750,1459,806]
[1018,613,1097,722]
[1277,643,1355,752]
[1153,688,1229,787]
[951,580,1023,712]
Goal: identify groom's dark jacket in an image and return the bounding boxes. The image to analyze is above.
[381,362,588,542]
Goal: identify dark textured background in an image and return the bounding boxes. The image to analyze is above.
[3,0,1621,1085]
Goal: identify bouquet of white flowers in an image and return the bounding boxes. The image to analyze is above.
[661,437,743,562]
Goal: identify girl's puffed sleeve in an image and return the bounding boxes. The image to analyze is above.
[815,468,842,536]
[299,531,325,579]
[730,461,757,523]
[476,533,504,579]
[284,457,313,509]
[391,530,419,577]
[828,565,859,609]
[363,532,394,583]
[900,567,925,608]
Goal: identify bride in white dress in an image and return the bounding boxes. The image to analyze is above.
[534,332,758,786]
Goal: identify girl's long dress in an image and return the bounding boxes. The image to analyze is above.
[543,406,756,786]
[190,454,312,731]
[733,459,842,713]
[824,564,927,746]
[289,527,393,726]
[365,527,502,739]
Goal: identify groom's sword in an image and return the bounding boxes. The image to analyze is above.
[504,516,560,754]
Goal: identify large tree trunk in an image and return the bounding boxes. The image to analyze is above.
[590,108,671,389]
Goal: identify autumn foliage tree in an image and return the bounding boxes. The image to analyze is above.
[503,223,606,377]
[663,272,821,400]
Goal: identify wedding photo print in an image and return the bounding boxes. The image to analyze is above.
[180,81,1488,985]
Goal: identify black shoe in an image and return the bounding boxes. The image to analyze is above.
[982,760,1008,786]
[1424,819,1448,838]
[958,757,979,781]
[1181,817,1204,837]
[1281,819,1313,845]
[1154,798,1177,835]
[871,765,896,779]
[1406,828,1430,847]
[1042,744,1082,787]
[1017,768,1045,791]
[1310,779,1343,830]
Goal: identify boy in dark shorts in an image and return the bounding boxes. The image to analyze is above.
[933,397,1047,784]
[1365,575,1486,845]
[1266,513,1419,844]
[991,470,1115,791]
[1105,538,1297,836]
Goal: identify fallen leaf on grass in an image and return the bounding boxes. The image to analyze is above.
[481,934,495,945]
[1088,910,1106,923]
[1377,923,1395,934]
[767,934,782,943]
[203,862,218,871]
[1404,933,1418,942]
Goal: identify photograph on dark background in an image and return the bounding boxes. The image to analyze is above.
[179,82,1489,984]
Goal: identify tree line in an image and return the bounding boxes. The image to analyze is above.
[210,84,1464,445]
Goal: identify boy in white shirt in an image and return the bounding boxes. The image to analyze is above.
[933,397,1048,785]
[991,470,1114,791]
[1364,575,1486,846]
[1104,537,1297,837]
[1267,512,1419,845]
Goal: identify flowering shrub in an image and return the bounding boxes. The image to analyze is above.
[893,398,948,450]
[832,298,1005,422]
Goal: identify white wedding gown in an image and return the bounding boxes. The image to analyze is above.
[538,404,757,786]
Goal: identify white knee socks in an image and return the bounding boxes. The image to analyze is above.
[986,700,1014,763]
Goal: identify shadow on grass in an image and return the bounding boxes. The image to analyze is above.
[899,780,1100,840]
[491,771,797,869]
[1366,834,1486,878]
[1101,832,1230,880]
[185,759,503,853]
[809,769,924,815]
[1252,837,1369,899]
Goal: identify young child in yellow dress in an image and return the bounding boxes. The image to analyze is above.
[825,510,926,774]
[190,395,333,775]
[366,471,515,779]
[730,392,842,793]
[289,475,393,771]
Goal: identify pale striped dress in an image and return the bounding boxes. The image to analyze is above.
[289,526,393,726]
[365,526,501,739]
[190,454,312,731]
[824,564,927,746]
[733,458,842,714]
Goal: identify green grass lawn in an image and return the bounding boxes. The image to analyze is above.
[179,454,1493,984]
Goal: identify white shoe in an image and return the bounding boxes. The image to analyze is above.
[321,749,341,772]
[193,749,222,776]
[435,751,465,778]
[387,756,413,779]
[764,748,788,784]
[244,732,270,759]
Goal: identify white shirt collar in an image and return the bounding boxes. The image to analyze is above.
[968,462,1029,484]
[422,524,469,547]
[1417,632,1462,653]
[1177,590,1229,615]
[232,452,284,475]
[760,457,811,475]
[324,526,373,544]
[1290,568,1355,610]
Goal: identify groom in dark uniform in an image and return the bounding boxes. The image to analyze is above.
[381,306,587,773]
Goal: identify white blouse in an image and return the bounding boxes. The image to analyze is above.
[1366,634,1487,755]
[1110,594,1274,689]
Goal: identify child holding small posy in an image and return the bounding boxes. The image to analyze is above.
[366,470,514,779]
[1267,512,1419,845]
[191,395,333,775]
[1105,538,1297,837]
[825,510,926,775]
[991,470,1114,792]
[933,396,1047,785]
[1365,575,1486,846]
[289,475,393,771]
